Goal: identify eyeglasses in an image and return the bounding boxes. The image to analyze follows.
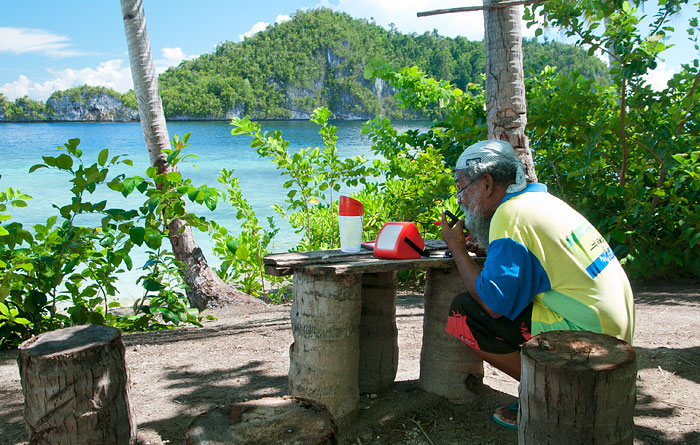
[451,177,479,203]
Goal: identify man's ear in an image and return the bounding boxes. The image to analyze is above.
[482,173,496,197]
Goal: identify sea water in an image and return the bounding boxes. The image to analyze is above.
[1,120,429,303]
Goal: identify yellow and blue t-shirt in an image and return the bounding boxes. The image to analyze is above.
[475,183,635,343]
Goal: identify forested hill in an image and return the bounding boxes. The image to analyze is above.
[159,8,608,120]
[1,8,609,122]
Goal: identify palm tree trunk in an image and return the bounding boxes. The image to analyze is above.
[120,0,259,309]
[483,0,538,182]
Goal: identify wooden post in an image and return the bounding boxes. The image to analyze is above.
[288,271,362,419]
[358,271,398,394]
[18,324,136,445]
[419,265,484,402]
[185,396,337,445]
[519,330,636,444]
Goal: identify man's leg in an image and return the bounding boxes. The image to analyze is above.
[445,292,532,381]
[469,349,521,381]
[445,293,532,429]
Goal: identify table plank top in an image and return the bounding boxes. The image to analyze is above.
[264,239,485,276]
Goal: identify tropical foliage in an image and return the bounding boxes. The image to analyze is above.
[0,137,218,348]
[524,0,700,277]
[2,1,697,349]
[0,94,51,121]
[158,8,608,119]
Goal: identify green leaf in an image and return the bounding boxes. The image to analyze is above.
[235,243,249,260]
[157,307,180,325]
[98,149,109,166]
[144,229,162,249]
[690,232,700,248]
[129,226,145,245]
[226,240,239,254]
[205,196,217,211]
[88,312,105,324]
[122,254,133,270]
[142,279,164,292]
[166,171,182,183]
[29,164,47,173]
[55,154,74,170]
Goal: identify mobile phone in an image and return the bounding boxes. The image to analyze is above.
[444,209,459,224]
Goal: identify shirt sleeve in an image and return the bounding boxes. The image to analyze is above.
[475,237,551,320]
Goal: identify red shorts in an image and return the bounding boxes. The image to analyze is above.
[446,292,533,354]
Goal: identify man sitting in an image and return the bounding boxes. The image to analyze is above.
[441,139,635,429]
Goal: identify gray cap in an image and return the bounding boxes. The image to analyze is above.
[454,140,527,193]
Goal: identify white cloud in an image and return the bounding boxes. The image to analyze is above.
[0,59,131,101]
[643,60,676,91]
[238,14,293,41]
[0,47,196,101]
[239,21,270,41]
[0,27,85,57]
[154,47,197,74]
[276,14,292,24]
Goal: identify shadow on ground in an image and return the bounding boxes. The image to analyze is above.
[136,360,287,444]
[632,278,700,306]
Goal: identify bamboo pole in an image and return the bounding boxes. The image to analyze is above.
[417,0,544,17]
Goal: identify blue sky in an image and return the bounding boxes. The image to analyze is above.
[1,0,697,101]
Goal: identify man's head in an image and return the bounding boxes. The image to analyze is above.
[452,140,526,247]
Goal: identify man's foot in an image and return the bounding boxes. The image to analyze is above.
[492,401,518,429]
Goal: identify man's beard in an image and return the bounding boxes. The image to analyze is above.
[460,191,490,250]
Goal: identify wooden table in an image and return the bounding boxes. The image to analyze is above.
[264,241,485,419]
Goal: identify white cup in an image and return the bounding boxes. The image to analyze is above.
[338,215,363,252]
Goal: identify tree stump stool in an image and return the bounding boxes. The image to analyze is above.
[17,324,136,445]
[358,271,398,394]
[288,272,362,419]
[185,396,337,445]
[419,265,484,403]
[519,330,636,445]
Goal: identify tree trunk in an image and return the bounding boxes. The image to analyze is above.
[18,325,136,445]
[120,0,258,309]
[288,271,362,419]
[519,330,636,444]
[419,265,484,402]
[185,396,337,445]
[358,271,398,394]
[483,0,538,182]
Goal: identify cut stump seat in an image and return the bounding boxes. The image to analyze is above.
[185,396,337,445]
[264,241,485,419]
[519,330,637,445]
[17,324,136,445]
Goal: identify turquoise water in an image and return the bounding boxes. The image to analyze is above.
[1,120,428,302]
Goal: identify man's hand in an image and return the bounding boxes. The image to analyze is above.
[441,212,486,256]
[441,211,466,252]
[465,236,487,257]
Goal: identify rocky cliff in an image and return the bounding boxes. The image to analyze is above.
[46,92,139,122]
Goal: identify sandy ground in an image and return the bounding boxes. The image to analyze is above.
[1,279,698,444]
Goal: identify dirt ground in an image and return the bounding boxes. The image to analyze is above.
[1,279,698,444]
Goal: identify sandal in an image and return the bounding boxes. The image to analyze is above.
[492,401,518,430]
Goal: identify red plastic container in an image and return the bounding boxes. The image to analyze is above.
[339,196,363,216]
